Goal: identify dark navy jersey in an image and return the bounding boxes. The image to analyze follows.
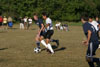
[83,22,99,42]
[35,18,44,29]
[97,21,100,24]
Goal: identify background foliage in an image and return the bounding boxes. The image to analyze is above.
[0,0,100,21]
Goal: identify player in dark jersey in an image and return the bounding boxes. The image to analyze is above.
[81,16,100,67]
[33,13,59,53]
[33,13,44,51]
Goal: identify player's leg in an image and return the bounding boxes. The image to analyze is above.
[22,23,24,29]
[86,42,95,67]
[20,23,21,29]
[46,30,54,54]
[86,42,100,67]
[50,39,59,47]
[49,30,59,47]
[46,38,54,54]
[91,42,100,62]
[40,35,47,48]
[35,34,41,49]
[35,37,40,48]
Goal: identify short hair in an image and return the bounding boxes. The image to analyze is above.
[81,16,89,21]
[42,12,49,17]
[89,16,93,19]
[33,13,38,16]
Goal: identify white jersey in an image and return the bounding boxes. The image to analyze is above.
[46,18,53,30]
[90,21,99,31]
[28,18,32,24]
[24,18,27,23]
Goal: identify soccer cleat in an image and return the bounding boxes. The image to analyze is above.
[46,48,54,54]
[46,48,50,52]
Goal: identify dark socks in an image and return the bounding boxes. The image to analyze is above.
[36,41,40,49]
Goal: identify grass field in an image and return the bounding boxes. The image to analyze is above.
[0,24,100,67]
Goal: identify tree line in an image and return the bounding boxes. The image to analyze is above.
[0,0,100,22]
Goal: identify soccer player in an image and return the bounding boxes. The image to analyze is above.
[27,17,32,29]
[33,13,44,51]
[33,13,59,52]
[96,16,100,25]
[23,16,28,30]
[19,17,24,30]
[89,16,99,38]
[81,16,100,67]
[40,12,55,54]
[3,16,8,30]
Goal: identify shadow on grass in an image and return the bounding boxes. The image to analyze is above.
[52,45,66,52]
[0,48,8,50]
[41,45,66,52]
[54,47,66,52]
[96,62,100,67]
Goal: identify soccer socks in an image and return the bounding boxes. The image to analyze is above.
[41,40,47,48]
[41,40,54,54]
[47,43,54,53]
[36,41,40,49]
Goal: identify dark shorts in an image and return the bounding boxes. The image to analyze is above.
[86,41,99,57]
[40,31,46,36]
[0,22,2,26]
[43,30,54,39]
[3,23,7,26]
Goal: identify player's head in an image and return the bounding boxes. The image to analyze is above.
[96,16,99,21]
[81,16,89,24]
[89,16,93,22]
[33,13,38,21]
[42,12,49,20]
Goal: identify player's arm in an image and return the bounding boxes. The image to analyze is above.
[98,24,100,30]
[38,24,44,35]
[40,24,44,32]
[87,30,92,42]
[83,30,92,46]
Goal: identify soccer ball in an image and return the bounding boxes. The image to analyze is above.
[34,48,41,53]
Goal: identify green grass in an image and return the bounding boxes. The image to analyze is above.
[67,22,82,26]
[0,24,100,67]
[53,21,82,26]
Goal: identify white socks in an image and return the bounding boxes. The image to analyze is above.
[41,40,54,54]
[47,43,54,54]
[41,40,47,48]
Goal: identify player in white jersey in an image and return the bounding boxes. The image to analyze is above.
[89,16,99,31]
[39,12,54,54]
[89,16,99,38]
